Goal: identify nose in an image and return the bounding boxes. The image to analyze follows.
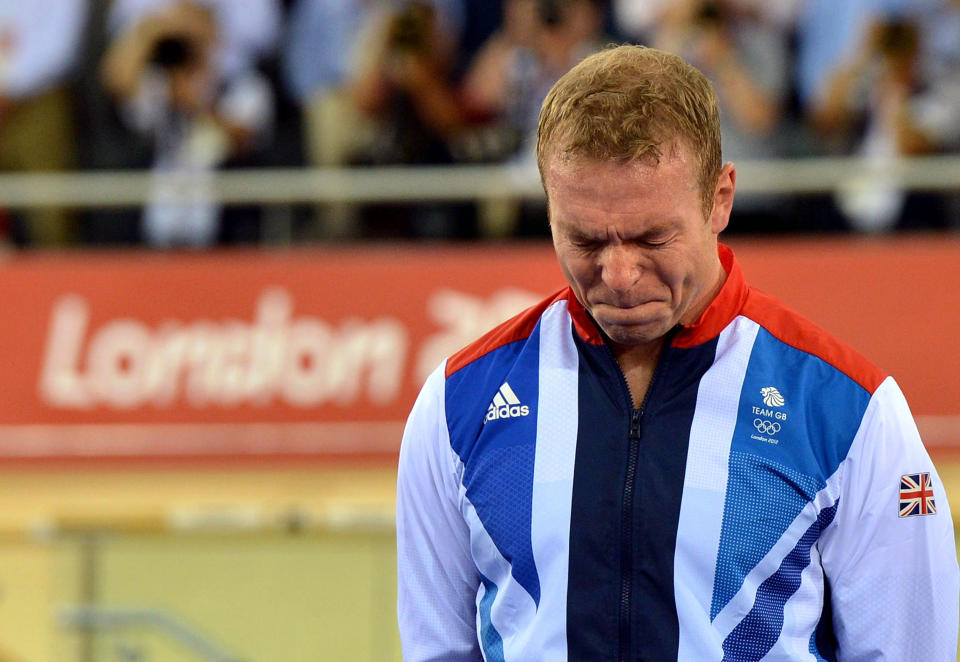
[600,245,640,294]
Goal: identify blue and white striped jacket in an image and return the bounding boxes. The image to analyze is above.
[397,245,958,661]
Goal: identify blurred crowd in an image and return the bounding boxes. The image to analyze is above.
[1,0,959,248]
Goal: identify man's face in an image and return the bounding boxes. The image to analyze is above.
[546,143,734,349]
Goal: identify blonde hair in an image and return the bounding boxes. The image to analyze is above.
[537,45,722,216]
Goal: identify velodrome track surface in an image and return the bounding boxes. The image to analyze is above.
[2,459,960,662]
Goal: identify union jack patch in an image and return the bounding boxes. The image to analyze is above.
[899,473,936,517]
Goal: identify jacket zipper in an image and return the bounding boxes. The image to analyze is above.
[606,334,673,662]
[619,406,643,662]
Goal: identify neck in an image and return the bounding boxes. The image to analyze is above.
[610,335,664,368]
[610,336,666,408]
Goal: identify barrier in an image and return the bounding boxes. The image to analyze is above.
[0,236,957,462]
[0,157,959,208]
[0,507,400,662]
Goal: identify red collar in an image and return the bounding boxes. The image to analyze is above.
[673,243,748,347]
[567,243,748,348]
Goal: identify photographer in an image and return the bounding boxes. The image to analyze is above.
[812,16,959,232]
[460,0,608,164]
[336,0,468,237]
[348,0,466,166]
[654,0,787,154]
[102,0,276,247]
[651,0,791,231]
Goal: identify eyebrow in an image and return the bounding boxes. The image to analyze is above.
[558,219,678,243]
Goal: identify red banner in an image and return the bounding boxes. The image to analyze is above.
[1,237,957,462]
[0,246,563,462]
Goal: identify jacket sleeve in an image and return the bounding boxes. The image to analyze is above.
[819,376,959,661]
[396,362,482,662]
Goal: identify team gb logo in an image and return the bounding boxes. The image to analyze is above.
[761,386,785,407]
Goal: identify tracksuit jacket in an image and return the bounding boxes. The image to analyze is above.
[397,244,959,661]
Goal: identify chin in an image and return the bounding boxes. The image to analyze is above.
[597,318,672,347]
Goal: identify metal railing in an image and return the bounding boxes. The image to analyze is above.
[13,506,396,662]
[60,607,246,662]
[0,156,958,209]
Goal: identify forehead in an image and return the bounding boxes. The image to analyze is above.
[544,146,701,229]
[544,138,698,189]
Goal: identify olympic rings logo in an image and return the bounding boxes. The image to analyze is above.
[753,419,781,435]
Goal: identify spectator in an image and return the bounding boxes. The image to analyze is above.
[284,0,465,167]
[0,0,87,247]
[347,0,470,237]
[347,1,466,166]
[653,0,789,161]
[101,0,279,247]
[457,0,608,237]
[109,0,281,82]
[282,0,466,239]
[461,0,609,165]
[650,0,792,229]
[811,14,960,231]
[910,0,960,154]
[458,0,541,163]
[793,0,921,117]
[613,0,801,46]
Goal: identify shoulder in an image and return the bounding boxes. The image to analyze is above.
[730,286,890,485]
[740,286,887,396]
[445,287,573,378]
[440,287,574,461]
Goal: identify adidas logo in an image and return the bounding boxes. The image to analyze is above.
[484,382,530,423]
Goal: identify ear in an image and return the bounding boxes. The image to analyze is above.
[709,162,737,234]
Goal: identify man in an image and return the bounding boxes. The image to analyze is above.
[396,45,959,661]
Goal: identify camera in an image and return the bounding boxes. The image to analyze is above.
[149,34,201,70]
[694,0,728,27]
[874,19,919,58]
[537,0,563,26]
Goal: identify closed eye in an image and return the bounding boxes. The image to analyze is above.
[567,235,602,250]
[637,232,675,247]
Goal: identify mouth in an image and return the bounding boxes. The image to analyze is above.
[592,299,661,312]
[589,300,664,324]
